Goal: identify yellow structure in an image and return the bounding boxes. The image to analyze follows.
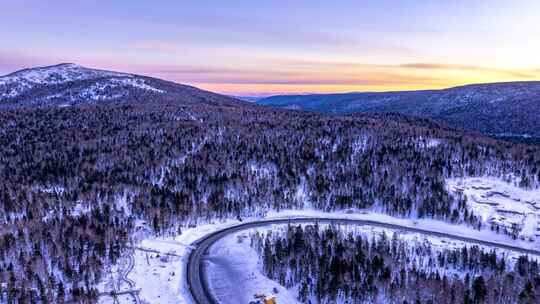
[253,293,277,304]
[264,297,277,304]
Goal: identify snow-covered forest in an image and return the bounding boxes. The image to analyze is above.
[251,224,540,303]
[1,100,540,302]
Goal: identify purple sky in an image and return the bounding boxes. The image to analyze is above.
[1,0,540,95]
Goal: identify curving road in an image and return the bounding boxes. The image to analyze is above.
[186,217,540,304]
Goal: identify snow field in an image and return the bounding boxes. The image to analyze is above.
[206,228,300,304]
[447,177,540,241]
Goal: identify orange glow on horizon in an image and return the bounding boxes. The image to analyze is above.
[180,66,540,96]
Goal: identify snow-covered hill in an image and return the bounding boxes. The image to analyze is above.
[0,63,143,99]
[0,63,241,108]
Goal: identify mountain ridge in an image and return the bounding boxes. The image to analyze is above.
[264,81,540,97]
[258,81,540,141]
[4,63,540,142]
[0,63,245,108]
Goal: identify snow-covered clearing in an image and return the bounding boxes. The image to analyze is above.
[207,229,299,304]
[111,78,165,94]
[113,240,183,304]
[106,205,540,304]
[447,177,540,240]
[415,136,441,149]
[99,219,240,304]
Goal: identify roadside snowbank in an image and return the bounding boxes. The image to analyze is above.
[110,206,540,304]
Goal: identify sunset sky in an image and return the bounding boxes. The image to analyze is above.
[1,0,540,96]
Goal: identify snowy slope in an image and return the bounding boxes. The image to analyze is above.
[0,63,131,99]
[0,63,166,106]
[0,63,245,108]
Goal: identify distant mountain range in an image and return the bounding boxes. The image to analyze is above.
[0,63,242,108]
[258,82,540,142]
[3,64,539,143]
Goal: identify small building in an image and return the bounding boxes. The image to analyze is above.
[265,297,277,304]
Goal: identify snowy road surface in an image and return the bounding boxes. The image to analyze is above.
[186,217,540,304]
[206,231,300,304]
